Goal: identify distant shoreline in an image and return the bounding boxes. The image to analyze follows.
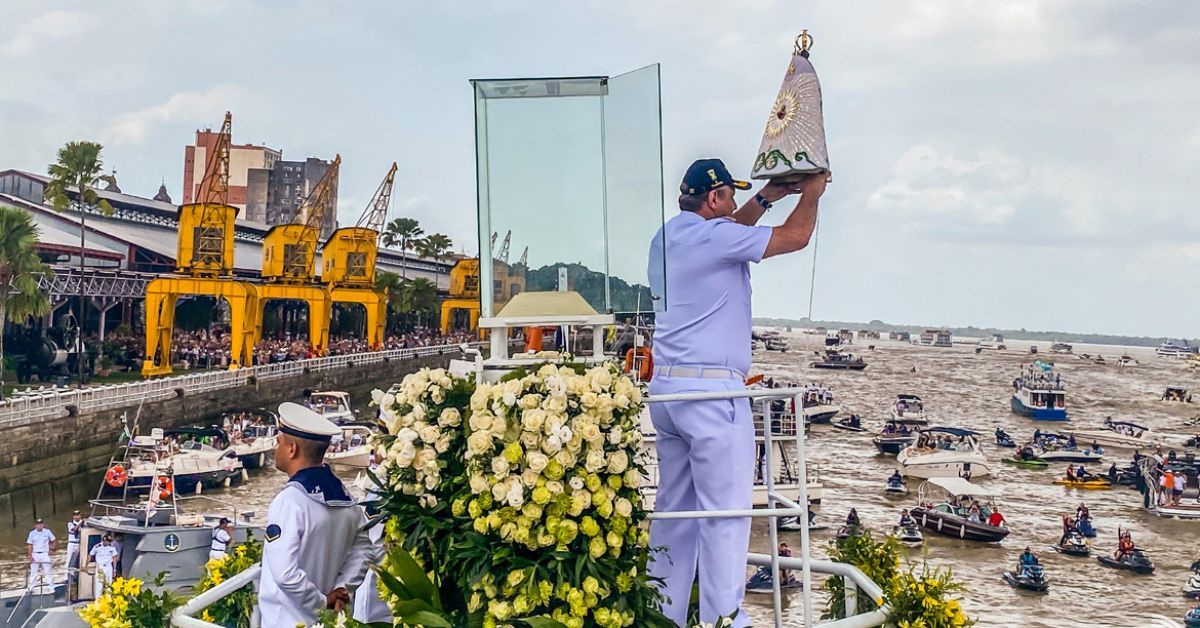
[752,317,1197,349]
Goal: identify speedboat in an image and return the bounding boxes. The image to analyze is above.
[745,566,802,594]
[891,524,924,547]
[978,335,1007,350]
[1186,607,1200,628]
[889,394,927,422]
[1003,564,1049,592]
[307,390,357,424]
[115,434,245,496]
[1011,372,1068,421]
[1097,550,1155,574]
[326,423,375,468]
[1117,355,1138,368]
[911,477,1010,542]
[810,349,867,371]
[1063,418,1167,451]
[1055,532,1091,557]
[1184,571,1200,598]
[1164,386,1194,403]
[897,427,990,479]
[799,387,841,424]
[885,476,908,495]
[1036,446,1103,464]
[833,415,866,432]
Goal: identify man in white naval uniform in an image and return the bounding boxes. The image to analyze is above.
[65,510,82,582]
[647,159,826,626]
[26,518,55,590]
[258,402,372,628]
[88,535,119,598]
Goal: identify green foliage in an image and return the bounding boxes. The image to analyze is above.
[0,205,51,392]
[44,141,116,217]
[193,535,264,627]
[78,573,183,628]
[823,532,973,627]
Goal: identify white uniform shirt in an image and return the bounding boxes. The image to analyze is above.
[89,544,119,570]
[648,211,772,375]
[212,528,232,552]
[258,469,372,628]
[26,529,55,556]
[67,520,81,545]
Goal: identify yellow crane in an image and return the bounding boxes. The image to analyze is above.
[143,112,259,376]
[321,163,396,348]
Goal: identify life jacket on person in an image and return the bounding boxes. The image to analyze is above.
[623,347,653,381]
[105,465,127,487]
[157,476,173,500]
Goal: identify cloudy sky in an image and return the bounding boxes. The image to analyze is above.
[2,1,1197,337]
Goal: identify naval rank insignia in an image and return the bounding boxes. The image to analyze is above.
[265,524,281,542]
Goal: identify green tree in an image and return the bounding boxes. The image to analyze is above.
[375,270,407,334]
[402,277,439,328]
[44,141,115,384]
[381,217,423,279]
[415,233,453,293]
[0,207,52,395]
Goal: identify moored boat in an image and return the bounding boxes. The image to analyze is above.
[1063,417,1167,451]
[898,427,990,479]
[978,334,1007,350]
[911,477,1010,542]
[810,349,867,371]
[1158,340,1199,359]
[1010,367,1067,421]
[326,423,376,468]
[307,390,357,424]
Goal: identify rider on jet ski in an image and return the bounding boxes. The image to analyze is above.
[846,508,861,528]
[1076,502,1090,521]
[888,470,903,486]
[1059,515,1077,546]
[898,509,916,527]
[1017,546,1039,575]
[1115,530,1135,560]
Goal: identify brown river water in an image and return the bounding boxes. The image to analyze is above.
[3,333,1198,627]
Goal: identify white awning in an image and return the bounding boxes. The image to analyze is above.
[926,476,994,497]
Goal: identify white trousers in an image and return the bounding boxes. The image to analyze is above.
[28,553,52,589]
[647,375,754,628]
[353,520,392,623]
[93,564,114,599]
[209,549,228,562]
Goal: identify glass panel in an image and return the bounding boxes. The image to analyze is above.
[602,64,663,314]
[472,70,664,316]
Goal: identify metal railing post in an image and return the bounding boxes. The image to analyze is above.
[794,391,814,628]
[759,397,783,628]
[844,575,858,618]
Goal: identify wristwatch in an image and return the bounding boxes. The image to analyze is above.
[754,193,772,210]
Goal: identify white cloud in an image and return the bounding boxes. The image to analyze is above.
[0,10,93,58]
[103,85,247,145]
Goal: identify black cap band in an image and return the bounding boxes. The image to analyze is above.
[280,424,334,442]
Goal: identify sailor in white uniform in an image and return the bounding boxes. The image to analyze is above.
[353,453,393,623]
[646,159,825,627]
[66,510,82,582]
[210,517,233,561]
[258,402,372,628]
[88,535,119,598]
[26,518,55,590]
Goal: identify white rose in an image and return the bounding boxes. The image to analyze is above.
[554,449,576,468]
[469,473,489,494]
[608,427,624,445]
[615,497,633,518]
[569,476,585,490]
[491,456,511,476]
[556,425,573,444]
[489,416,509,435]
[591,368,613,390]
[520,432,541,449]
[580,392,599,409]
[546,480,564,495]
[425,474,439,491]
[435,435,452,453]
[439,407,461,427]
[381,393,396,408]
[623,469,643,489]
[371,389,385,406]
[606,450,630,475]
[419,425,441,444]
[469,412,491,432]
[538,364,558,377]
[543,434,563,454]
[395,444,417,467]
[466,432,493,457]
[397,427,419,444]
[430,388,445,404]
[521,409,546,433]
[546,395,567,413]
[585,449,605,472]
[527,452,550,474]
[521,468,540,488]
[502,392,517,407]
[520,394,542,409]
[578,424,602,443]
[596,394,614,414]
[492,482,508,502]
[614,393,630,409]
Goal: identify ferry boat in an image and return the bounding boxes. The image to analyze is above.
[1011,370,1068,421]
[910,477,1010,542]
[810,349,867,371]
[307,390,357,424]
[0,420,261,627]
[1158,340,1199,359]
[916,329,953,348]
[1049,342,1074,354]
[897,427,990,479]
[977,334,1007,350]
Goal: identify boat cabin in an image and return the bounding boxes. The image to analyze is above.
[888,331,911,341]
[918,329,953,347]
[306,390,356,424]
[893,394,924,417]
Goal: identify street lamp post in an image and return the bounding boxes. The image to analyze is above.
[77,201,86,388]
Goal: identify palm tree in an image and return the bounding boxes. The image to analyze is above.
[381,217,423,278]
[414,233,453,292]
[44,141,115,385]
[374,270,406,334]
[0,207,51,396]
[402,277,439,328]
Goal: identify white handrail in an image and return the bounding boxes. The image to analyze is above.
[170,564,261,628]
[0,342,482,426]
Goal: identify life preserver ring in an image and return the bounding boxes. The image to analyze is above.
[623,348,653,381]
[157,476,173,500]
[745,374,765,387]
[105,465,127,487]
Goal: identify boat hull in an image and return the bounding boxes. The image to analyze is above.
[912,508,1009,542]
[1002,457,1048,469]
[811,363,867,371]
[804,405,840,424]
[897,450,990,479]
[1010,396,1068,421]
[1037,450,1103,463]
[873,436,915,455]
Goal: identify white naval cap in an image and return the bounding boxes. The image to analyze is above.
[277,401,342,442]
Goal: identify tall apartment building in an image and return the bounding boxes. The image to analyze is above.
[182,128,337,237]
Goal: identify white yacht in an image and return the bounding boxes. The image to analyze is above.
[1063,418,1171,451]
[890,394,928,422]
[897,427,990,479]
[1158,341,1199,359]
[307,390,357,424]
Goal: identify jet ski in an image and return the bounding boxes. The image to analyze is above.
[1097,550,1155,574]
[745,566,803,594]
[1053,477,1113,490]
[1003,564,1049,592]
[995,430,1016,448]
[1002,457,1049,469]
[779,516,828,532]
[1186,607,1200,628]
[1075,516,1097,538]
[1054,532,1090,557]
[833,415,867,432]
[836,524,864,541]
[891,524,924,547]
[885,477,908,495]
[1184,571,1200,598]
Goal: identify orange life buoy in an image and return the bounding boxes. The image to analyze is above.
[157,476,173,499]
[745,374,765,387]
[623,348,653,381]
[105,465,127,487]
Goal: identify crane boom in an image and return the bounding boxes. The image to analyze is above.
[498,230,511,263]
[356,162,397,234]
[293,154,341,239]
[518,246,528,267]
[196,112,231,207]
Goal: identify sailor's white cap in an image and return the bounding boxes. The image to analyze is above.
[277,402,342,442]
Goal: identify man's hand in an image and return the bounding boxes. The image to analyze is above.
[757,179,803,203]
[325,587,350,611]
[798,172,829,200]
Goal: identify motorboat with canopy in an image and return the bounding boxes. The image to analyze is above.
[910,477,1010,542]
